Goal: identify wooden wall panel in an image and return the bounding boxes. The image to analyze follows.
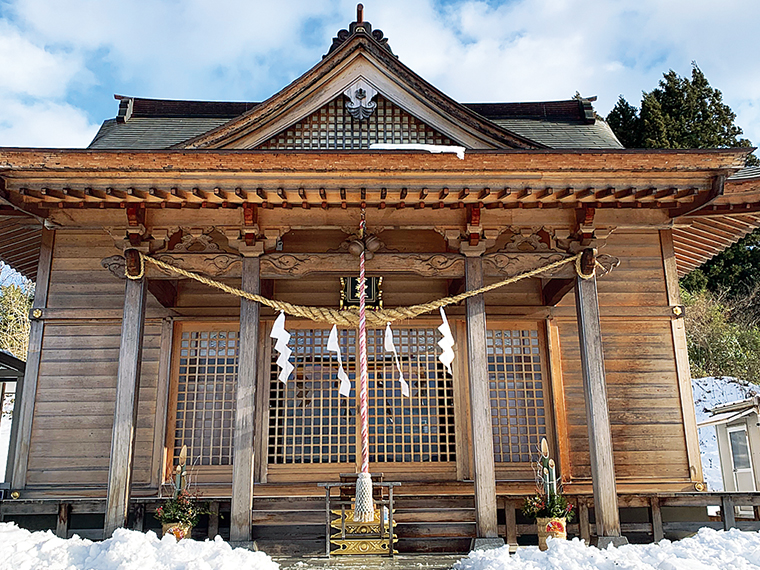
[47,231,163,315]
[25,230,164,490]
[26,323,162,488]
[558,231,668,308]
[556,230,690,483]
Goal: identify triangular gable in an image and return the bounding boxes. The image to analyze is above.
[179,24,543,151]
[257,93,456,150]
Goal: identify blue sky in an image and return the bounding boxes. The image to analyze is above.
[0,0,759,156]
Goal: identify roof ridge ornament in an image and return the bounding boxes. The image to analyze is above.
[326,4,394,57]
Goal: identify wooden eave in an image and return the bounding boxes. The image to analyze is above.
[1,147,756,279]
[177,34,542,151]
[671,170,760,276]
[0,148,747,212]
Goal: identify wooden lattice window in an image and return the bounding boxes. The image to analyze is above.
[268,328,357,464]
[487,328,547,463]
[257,95,456,150]
[366,327,456,463]
[172,327,239,467]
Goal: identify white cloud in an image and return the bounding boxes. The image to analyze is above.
[0,22,85,98]
[0,0,758,149]
[0,97,99,147]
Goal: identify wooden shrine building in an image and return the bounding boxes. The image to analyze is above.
[2,8,760,552]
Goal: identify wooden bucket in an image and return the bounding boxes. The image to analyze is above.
[536,517,567,551]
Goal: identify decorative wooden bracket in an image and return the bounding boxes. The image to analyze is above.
[125,205,146,247]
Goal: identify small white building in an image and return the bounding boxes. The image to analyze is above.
[699,396,760,515]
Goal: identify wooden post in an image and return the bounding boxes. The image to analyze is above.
[505,500,518,552]
[660,230,703,483]
[133,503,145,532]
[575,248,622,538]
[10,228,54,488]
[208,501,220,538]
[578,499,591,543]
[650,496,664,542]
[230,256,260,543]
[104,249,147,537]
[150,318,173,488]
[464,255,499,539]
[56,502,70,538]
[722,495,736,530]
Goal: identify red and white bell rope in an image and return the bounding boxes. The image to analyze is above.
[354,211,375,523]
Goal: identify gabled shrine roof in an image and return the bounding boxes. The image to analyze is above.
[88,96,623,151]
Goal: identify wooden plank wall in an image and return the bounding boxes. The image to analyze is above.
[556,229,690,484]
[25,230,165,490]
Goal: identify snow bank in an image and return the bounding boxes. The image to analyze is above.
[0,522,279,570]
[692,376,760,491]
[455,528,760,570]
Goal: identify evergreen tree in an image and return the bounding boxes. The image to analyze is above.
[608,63,760,296]
[607,64,758,165]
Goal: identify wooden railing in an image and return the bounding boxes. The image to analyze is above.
[1,492,759,547]
[500,493,760,548]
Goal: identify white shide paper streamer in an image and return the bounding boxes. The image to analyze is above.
[384,323,410,397]
[327,325,351,397]
[270,311,294,384]
[438,307,455,376]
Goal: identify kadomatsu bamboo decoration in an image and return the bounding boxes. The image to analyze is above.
[522,438,575,550]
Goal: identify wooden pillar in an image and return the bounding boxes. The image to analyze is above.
[650,496,664,542]
[230,256,260,543]
[464,255,498,538]
[104,250,147,537]
[150,318,174,488]
[10,228,54,488]
[575,248,621,538]
[660,229,703,483]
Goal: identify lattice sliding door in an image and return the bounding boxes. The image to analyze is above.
[366,327,456,463]
[266,325,457,472]
[268,328,357,465]
[170,325,239,469]
[486,326,549,467]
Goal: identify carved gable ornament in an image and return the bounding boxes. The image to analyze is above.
[344,78,378,120]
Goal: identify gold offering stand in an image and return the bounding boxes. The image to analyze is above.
[318,474,400,557]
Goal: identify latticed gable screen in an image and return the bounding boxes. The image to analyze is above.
[267,326,456,465]
[172,327,239,467]
[257,95,456,150]
[487,328,548,463]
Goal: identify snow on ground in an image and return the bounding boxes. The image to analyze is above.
[456,528,760,570]
[692,376,760,491]
[0,523,279,570]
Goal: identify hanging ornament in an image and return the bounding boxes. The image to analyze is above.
[437,307,455,376]
[270,311,294,384]
[384,323,410,397]
[327,324,351,397]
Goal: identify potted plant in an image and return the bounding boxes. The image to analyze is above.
[155,445,207,540]
[522,438,575,550]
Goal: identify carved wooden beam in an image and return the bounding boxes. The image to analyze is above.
[101,251,620,281]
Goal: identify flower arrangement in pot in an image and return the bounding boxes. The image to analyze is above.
[155,445,208,540]
[522,438,575,550]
